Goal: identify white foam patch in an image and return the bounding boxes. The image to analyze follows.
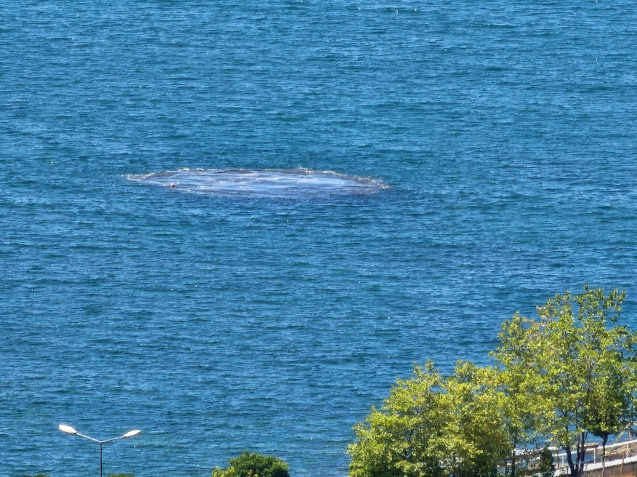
[125,168,389,197]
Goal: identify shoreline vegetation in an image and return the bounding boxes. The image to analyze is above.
[31,286,637,477]
[348,286,637,477]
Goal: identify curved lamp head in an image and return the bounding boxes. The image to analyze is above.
[123,430,142,438]
[59,424,77,435]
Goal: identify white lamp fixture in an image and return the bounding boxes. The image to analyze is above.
[59,424,141,477]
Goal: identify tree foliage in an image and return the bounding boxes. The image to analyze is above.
[497,286,637,477]
[490,314,545,477]
[348,361,510,477]
[348,362,449,477]
[444,362,511,477]
[537,446,555,477]
[349,286,637,477]
[213,452,290,477]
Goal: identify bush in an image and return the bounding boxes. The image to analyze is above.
[538,447,555,477]
[213,452,290,477]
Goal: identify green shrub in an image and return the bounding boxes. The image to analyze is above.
[106,474,134,477]
[213,451,290,477]
[538,447,555,477]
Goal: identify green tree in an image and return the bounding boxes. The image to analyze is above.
[348,361,511,477]
[492,313,549,477]
[537,446,555,477]
[348,361,449,477]
[213,452,290,477]
[348,286,637,477]
[583,367,635,477]
[443,362,510,477]
[496,286,637,477]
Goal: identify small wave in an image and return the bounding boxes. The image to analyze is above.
[124,168,389,198]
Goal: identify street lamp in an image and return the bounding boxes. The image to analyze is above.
[59,424,141,477]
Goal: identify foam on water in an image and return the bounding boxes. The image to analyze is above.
[125,168,389,197]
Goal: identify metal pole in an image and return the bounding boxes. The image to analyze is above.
[59,426,140,476]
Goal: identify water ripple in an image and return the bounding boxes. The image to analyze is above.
[125,168,389,197]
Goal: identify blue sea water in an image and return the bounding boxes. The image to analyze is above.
[2,1,637,475]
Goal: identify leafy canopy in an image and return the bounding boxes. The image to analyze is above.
[349,286,637,477]
[213,452,290,477]
[495,286,637,477]
[348,361,510,477]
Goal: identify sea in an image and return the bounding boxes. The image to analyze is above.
[2,1,637,475]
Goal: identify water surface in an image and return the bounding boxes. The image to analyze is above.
[2,1,637,476]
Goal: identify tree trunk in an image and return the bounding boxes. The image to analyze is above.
[566,443,577,477]
[581,433,589,474]
[510,452,516,477]
[567,433,587,477]
[601,435,608,477]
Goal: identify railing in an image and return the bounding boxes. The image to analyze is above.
[554,438,637,471]
[500,439,637,477]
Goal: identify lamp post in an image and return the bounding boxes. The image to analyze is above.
[59,424,141,477]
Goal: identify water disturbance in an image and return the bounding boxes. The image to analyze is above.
[125,169,389,197]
